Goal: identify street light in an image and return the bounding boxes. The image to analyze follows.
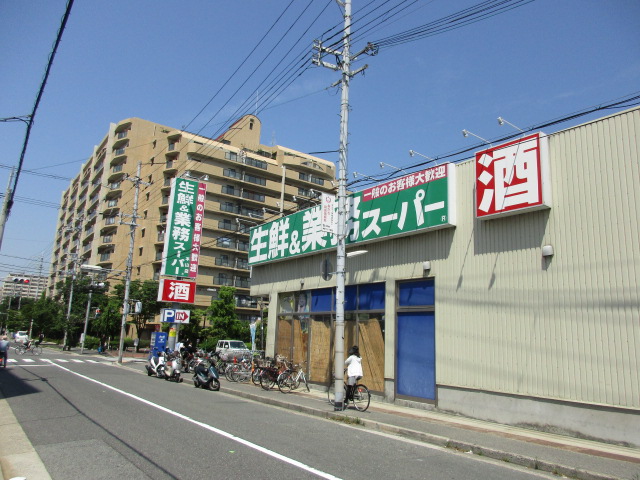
[497,116,525,132]
[462,129,492,146]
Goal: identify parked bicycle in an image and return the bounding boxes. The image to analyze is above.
[327,370,370,411]
[15,342,42,356]
[278,362,310,393]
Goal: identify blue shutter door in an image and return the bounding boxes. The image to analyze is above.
[396,311,436,400]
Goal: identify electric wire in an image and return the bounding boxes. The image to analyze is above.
[7,0,74,216]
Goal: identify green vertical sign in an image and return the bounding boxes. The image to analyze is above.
[249,163,456,265]
[161,177,199,277]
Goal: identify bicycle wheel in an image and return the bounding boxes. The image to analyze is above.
[251,368,262,385]
[15,346,25,355]
[302,373,310,392]
[352,384,371,412]
[225,364,236,382]
[32,346,43,356]
[277,372,294,393]
[260,372,275,390]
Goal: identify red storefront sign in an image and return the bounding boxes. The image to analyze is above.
[157,279,196,304]
[475,133,551,219]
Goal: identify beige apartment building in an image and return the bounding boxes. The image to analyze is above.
[49,115,335,337]
[1,273,48,302]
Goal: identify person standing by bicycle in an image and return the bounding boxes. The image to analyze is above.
[0,335,9,368]
[345,345,363,400]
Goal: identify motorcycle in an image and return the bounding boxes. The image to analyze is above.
[163,352,183,383]
[146,351,166,378]
[193,358,221,391]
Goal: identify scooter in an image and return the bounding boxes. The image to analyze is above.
[193,358,221,391]
[163,352,183,383]
[146,350,166,378]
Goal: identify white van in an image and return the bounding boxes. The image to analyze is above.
[215,340,250,361]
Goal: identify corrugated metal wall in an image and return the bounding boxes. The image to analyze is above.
[435,108,640,409]
[251,108,640,409]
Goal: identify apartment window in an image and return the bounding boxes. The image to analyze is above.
[217,237,232,248]
[117,130,128,139]
[225,151,238,161]
[299,172,324,186]
[244,173,266,186]
[223,168,242,180]
[141,228,145,238]
[114,147,125,156]
[219,219,234,231]
[139,247,143,256]
[146,192,150,201]
[245,156,267,170]
[220,202,236,213]
[242,190,265,202]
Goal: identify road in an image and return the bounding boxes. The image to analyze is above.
[0,351,558,480]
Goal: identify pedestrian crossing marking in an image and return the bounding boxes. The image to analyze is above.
[5,358,114,366]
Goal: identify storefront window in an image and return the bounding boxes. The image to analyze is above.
[276,283,385,392]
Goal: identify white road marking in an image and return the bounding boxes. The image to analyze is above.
[52,363,342,480]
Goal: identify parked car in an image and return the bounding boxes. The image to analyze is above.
[15,331,29,343]
[215,340,250,361]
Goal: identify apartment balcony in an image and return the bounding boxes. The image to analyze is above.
[108,181,122,194]
[108,170,126,183]
[112,147,127,162]
[164,159,178,173]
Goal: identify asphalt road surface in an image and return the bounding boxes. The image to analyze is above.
[0,351,560,480]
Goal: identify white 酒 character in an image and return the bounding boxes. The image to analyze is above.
[493,143,540,211]
[169,282,191,301]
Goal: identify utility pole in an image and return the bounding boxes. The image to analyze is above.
[0,168,15,252]
[117,161,150,363]
[62,222,82,350]
[313,0,373,410]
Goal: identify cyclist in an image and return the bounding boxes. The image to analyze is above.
[0,335,9,367]
[344,345,363,401]
[36,332,44,346]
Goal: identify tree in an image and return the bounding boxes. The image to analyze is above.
[112,280,161,343]
[25,295,63,337]
[92,295,122,339]
[202,286,250,347]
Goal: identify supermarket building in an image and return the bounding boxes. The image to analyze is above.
[249,107,640,447]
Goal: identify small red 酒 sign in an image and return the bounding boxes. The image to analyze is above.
[157,279,196,304]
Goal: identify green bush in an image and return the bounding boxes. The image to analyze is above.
[84,335,101,350]
[199,337,218,352]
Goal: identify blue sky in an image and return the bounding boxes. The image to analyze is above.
[0,0,638,283]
